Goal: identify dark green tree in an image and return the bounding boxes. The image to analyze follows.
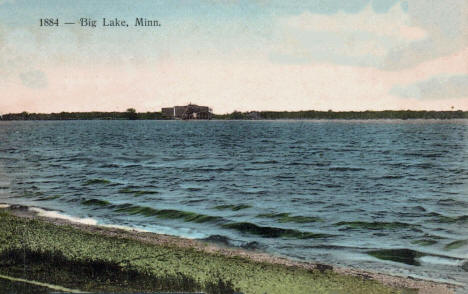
[125,108,138,120]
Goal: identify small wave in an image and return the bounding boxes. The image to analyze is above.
[243,167,264,171]
[324,184,342,188]
[157,209,222,223]
[81,198,111,207]
[222,222,332,239]
[413,163,434,169]
[189,167,234,173]
[424,153,445,159]
[367,248,424,266]
[113,204,159,217]
[411,239,438,246]
[367,248,464,267]
[22,190,44,198]
[243,190,268,195]
[286,162,320,166]
[98,163,120,168]
[0,156,17,161]
[83,178,111,186]
[445,181,465,186]
[444,240,468,250]
[313,162,331,167]
[304,199,326,205]
[251,160,279,164]
[257,212,322,223]
[202,234,231,246]
[273,175,295,180]
[421,153,443,158]
[36,195,61,201]
[182,199,205,204]
[437,198,467,207]
[328,167,365,172]
[301,244,371,250]
[324,202,348,208]
[380,175,404,179]
[123,164,142,169]
[191,178,214,182]
[335,221,415,230]
[114,204,223,224]
[427,212,468,224]
[240,241,263,250]
[60,156,94,163]
[185,187,202,192]
[118,188,159,196]
[114,203,158,216]
[214,204,251,211]
[412,206,427,212]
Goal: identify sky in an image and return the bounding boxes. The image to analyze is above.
[0,0,467,114]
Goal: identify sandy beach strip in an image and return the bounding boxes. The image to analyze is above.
[0,203,460,294]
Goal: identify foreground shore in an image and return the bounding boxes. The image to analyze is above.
[0,205,458,294]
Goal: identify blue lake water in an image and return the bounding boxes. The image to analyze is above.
[0,120,467,286]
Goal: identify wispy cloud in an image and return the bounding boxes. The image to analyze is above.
[272,3,426,67]
[383,0,468,70]
[284,4,426,42]
[390,75,468,100]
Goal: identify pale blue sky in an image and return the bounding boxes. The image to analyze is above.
[1,0,467,113]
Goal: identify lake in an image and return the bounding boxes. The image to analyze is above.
[0,120,467,286]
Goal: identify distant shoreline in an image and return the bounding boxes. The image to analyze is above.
[1,110,468,121]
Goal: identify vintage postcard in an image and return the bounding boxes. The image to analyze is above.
[0,1,467,293]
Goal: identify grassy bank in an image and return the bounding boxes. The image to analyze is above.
[0,209,407,294]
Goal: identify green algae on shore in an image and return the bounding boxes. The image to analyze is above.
[0,208,404,294]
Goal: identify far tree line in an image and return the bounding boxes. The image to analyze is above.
[1,109,467,120]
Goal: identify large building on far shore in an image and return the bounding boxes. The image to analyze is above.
[162,104,213,120]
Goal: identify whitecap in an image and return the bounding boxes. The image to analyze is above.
[29,207,98,226]
[418,255,464,267]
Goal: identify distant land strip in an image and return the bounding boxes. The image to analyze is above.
[1,109,468,120]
